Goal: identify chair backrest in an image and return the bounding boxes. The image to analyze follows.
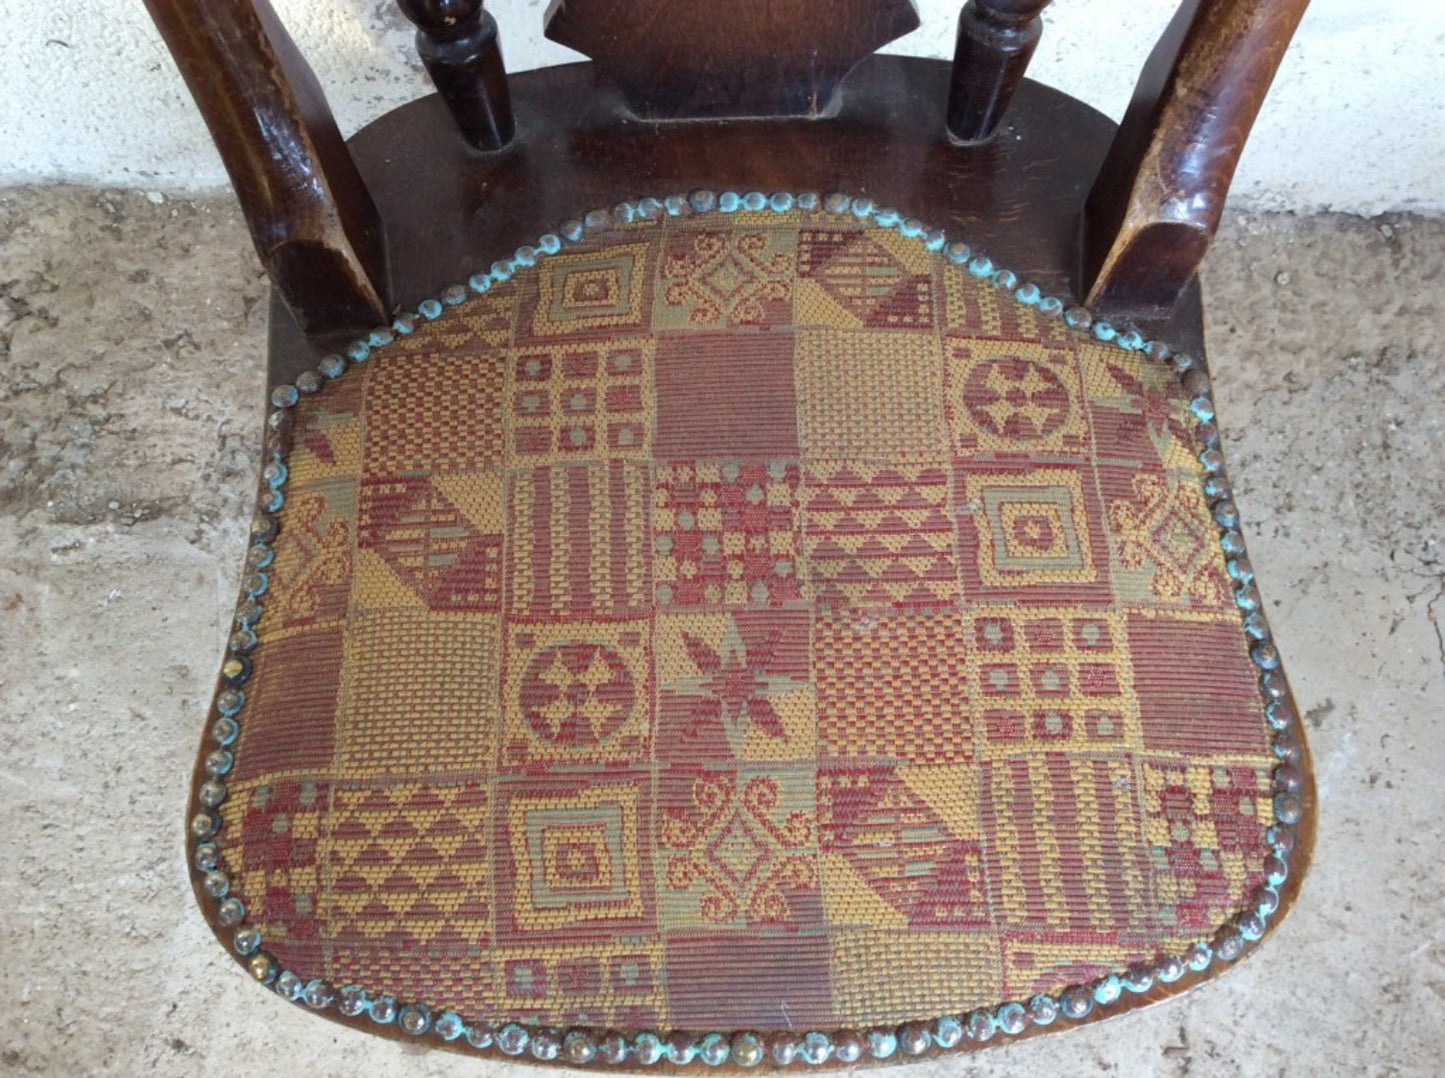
[142,0,1308,336]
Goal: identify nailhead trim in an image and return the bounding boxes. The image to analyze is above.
[192,191,1309,1064]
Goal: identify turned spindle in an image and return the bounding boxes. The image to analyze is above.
[398,0,514,150]
[946,0,1053,143]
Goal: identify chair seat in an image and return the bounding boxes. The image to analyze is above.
[192,192,1304,1064]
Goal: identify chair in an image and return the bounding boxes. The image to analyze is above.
[153,0,1315,1064]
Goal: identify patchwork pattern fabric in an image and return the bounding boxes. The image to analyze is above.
[213,209,1282,1034]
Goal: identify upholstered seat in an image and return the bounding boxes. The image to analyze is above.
[155,0,1315,1062]
[192,196,1304,1063]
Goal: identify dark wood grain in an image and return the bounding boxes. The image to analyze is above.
[264,58,1206,389]
[397,0,515,150]
[171,7,1318,1059]
[946,0,1054,143]
[1082,0,1310,317]
[142,0,387,334]
[543,0,920,119]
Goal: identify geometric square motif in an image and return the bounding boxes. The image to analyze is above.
[816,762,987,927]
[656,766,820,928]
[655,225,794,331]
[958,465,1104,595]
[796,329,945,461]
[968,607,1138,753]
[794,227,936,331]
[986,483,1082,570]
[1129,613,1270,756]
[506,462,651,617]
[654,459,802,609]
[321,781,491,946]
[1108,472,1231,606]
[533,813,624,906]
[653,332,799,459]
[507,339,653,460]
[333,609,499,777]
[654,610,815,762]
[980,754,1151,936]
[358,475,503,612]
[944,339,1089,455]
[498,779,650,938]
[1142,759,1271,933]
[527,243,650,340]
[814,609,972,765]
[500,618,652,767]
[362,352,506,475]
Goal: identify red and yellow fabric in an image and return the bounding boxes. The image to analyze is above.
[218,209,1275,1031]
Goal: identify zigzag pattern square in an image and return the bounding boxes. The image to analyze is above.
[320,782,493,1008]
[803,460,959,610]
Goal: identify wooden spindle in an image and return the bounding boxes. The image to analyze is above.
[1082,0,1310,317]
[143,0,387,336]
[398,0,514,151]
[946,0,1053,143]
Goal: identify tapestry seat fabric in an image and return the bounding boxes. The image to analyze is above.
[196,202,1297,1052]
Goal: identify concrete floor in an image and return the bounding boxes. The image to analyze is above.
[1,185,1441,1076]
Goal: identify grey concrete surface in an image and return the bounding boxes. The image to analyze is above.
[1,186,1441,1076]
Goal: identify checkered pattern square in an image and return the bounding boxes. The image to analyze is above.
[814,609,973,765]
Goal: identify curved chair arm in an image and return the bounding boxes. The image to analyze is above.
[1083,0,1310,318]
[144,0,388,335]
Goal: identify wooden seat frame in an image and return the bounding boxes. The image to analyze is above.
[150,0,1316,1060]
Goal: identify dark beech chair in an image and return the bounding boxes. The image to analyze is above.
[153,0,1314,1065]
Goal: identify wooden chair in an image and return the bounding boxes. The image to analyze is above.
[155,0,1315,1065]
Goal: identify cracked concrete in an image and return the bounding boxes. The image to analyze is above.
[1,185,1442,1076]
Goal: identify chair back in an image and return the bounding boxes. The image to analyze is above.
[142,0,1308,333]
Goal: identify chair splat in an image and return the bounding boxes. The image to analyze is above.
[543,0,920,119]
[143,0,1308,347]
